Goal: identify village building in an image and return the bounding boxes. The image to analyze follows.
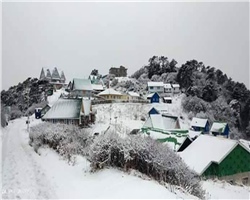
[127,91,140,101]
[39,67,66,89]
[70,78,92,97]
[109,66,127,77]
[163,83,181,95]
[163,96,172,104]
[210,122,230,138]
[42,98,95,126]
[172,84,180,94]
[147,92,160,103]
[148,82,164,94]
[98,88,122,100]
[164,83,172,94]
[177,130,201,152]
[142,113,180,132]
[148,107,160,116]
[179,134,250,186]
[190,117,210,134]
[91,84,105,94]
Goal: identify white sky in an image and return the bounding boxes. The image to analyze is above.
[2,2,249,90]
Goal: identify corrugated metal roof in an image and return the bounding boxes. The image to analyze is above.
[179,135,238,175]
[98,88,122,95]
[128,91,140,97]
[43,98,81,119]
[190,117,208,128]
[148,82,164,87]
[92,84,104,91]
[143,114,178,130]
[73,78,92,91]
[211,122,228,133]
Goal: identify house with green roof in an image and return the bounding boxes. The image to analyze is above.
[179,135,250,186]
[70,78,93,97]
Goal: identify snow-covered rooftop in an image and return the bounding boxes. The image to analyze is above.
[164,83,172,89]
[239,139,250,152]
[172,84,180,88]
[128,91,140,97]
[148,82,164,87]
[98,88,122,96]
[143,114,179,130]
[73,78,92,91]
[92,84,104,91]
[179,135,238,175]
[210,122,228,133]
[163,97,172,100]
[43,98,82,119]
[190,117,208,128]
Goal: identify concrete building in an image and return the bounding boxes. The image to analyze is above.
[109,66,127,77]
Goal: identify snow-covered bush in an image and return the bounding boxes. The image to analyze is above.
[10,108,23,120]
[88,131,205,199]
[29,123,93,163]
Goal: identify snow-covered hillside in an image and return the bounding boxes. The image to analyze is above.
[92,94,189,134]
[1,117,196,199]
[1,116,249,199]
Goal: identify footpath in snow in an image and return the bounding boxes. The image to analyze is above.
[1,104,250,199]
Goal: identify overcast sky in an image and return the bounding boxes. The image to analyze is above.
[2,2,249,90]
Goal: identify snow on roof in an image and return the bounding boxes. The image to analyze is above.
[92,84,104,91]
[164,83,172,89]
[143,114,178,130]
[73,78,92,91]
[128,92,140,97]
[188,130,201,139]
[98,88,122,96]
[148,82,164,87]
[81,99,91,116]
[239,139,250,152]
[211,122,228,133]
[163,97,172,100]
[43,98,82,119]
[172,84,180,88]
[147,93,154,98]
[179,135,238,175]
[190,117,208,128]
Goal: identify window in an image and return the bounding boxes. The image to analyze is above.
[242,177,249,185]
[157,87,160,89]
[150,87,154,90]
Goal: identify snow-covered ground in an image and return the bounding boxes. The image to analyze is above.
[1,90,249,199]
[91,94,190,135]
[2,116,249,199]
[1,117,195,199]
[47,88,68,106]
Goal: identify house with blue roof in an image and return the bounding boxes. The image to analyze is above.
[148,107,160,116]
[147,92,160,103]
[190,117,210,134]
[211,122,230,138]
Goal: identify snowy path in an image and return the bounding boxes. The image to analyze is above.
[1,117,249,199]
[1,118,193,199]
[2,118,56,199]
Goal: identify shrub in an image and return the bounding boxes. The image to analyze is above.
[10,108,23,120]
[29,123,93,163]
[88,131,205,199]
